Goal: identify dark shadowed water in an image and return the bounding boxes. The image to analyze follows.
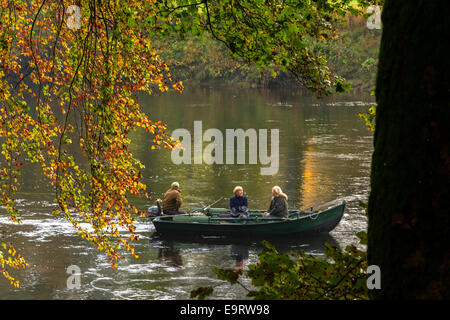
[0,87,374,299]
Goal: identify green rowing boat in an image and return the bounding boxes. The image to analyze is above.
[151,201,346,237]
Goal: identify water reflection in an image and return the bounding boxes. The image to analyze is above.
[148,231,339,283]
[128,87,374,216]
[149,231,338,259]
[230,245,249,271]
[157,241,184,267]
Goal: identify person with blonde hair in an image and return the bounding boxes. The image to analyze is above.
[229,186,249,218]
[264,186,288,218]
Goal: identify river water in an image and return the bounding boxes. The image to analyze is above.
[0,87,374,299]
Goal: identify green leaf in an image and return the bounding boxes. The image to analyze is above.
[190,286,214,300]
[356,231,368,245]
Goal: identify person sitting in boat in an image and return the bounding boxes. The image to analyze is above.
[162,182,186,215]
[264,186,288,218]
[229,186,249,218]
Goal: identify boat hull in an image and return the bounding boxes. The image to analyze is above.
[152,201,345,237]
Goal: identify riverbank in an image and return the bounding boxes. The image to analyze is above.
[157,16,380,93]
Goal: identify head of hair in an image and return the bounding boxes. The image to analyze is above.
[233,186,243,194]
[272,186,288,200]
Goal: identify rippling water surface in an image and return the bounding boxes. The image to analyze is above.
[0,87,374,299]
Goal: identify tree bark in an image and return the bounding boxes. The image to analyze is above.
[368,0,450,299]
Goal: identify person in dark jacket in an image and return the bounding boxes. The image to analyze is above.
[163,182,186,215]
[264,186,288,218]
[229,186,249,218]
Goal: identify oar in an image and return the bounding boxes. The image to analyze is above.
[298,199,340,212]
[203,197,226,210]
[149,197,224,220]
[148,213,190,220]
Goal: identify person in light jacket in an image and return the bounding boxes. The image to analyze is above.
[264,186,288,218]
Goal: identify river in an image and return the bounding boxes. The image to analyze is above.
[0,86,374,299]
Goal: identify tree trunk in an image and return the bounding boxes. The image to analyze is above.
[368,1,450,299]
